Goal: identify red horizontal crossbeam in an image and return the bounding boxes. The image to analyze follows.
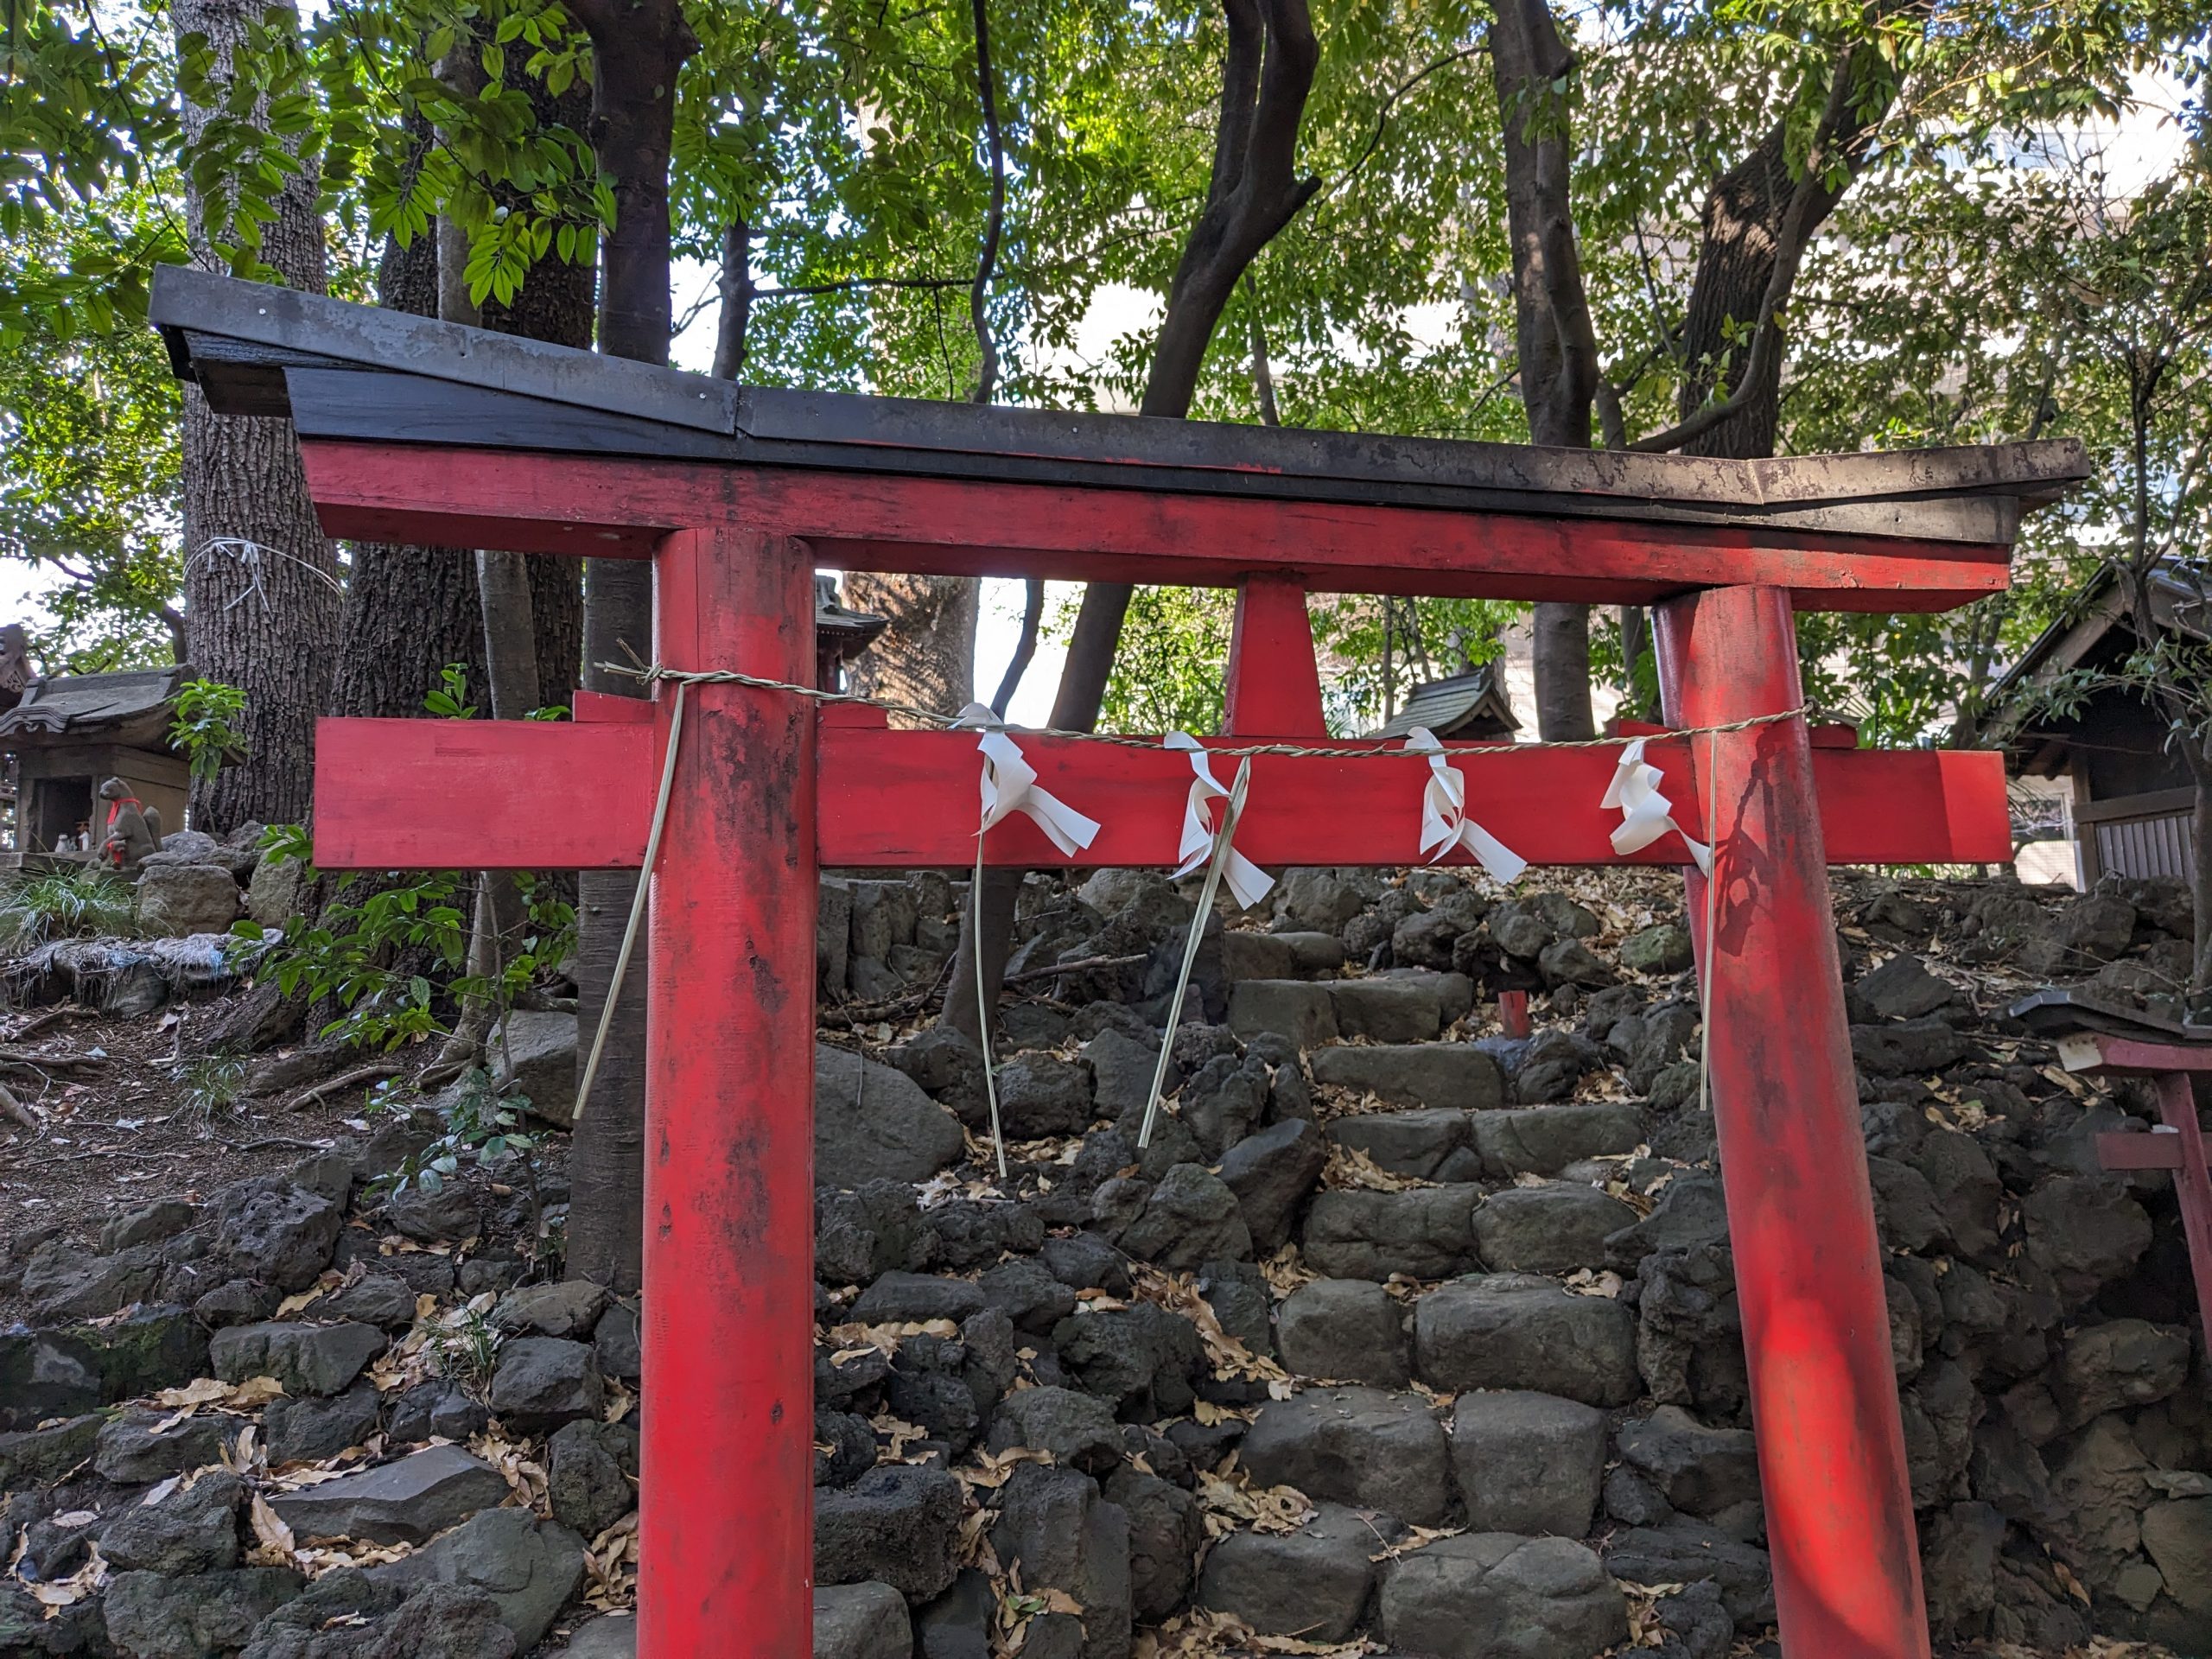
[294,441,2010,613]
[310,715,2011,871]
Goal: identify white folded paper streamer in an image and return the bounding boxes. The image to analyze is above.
[1165,732,1275,911]
[1405,726,1529,883]
[1140,743,1262,1148]
[952,705,1103,1177]
[1602,737,1713,875]
[953,702,1103,856]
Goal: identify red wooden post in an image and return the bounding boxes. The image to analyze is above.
[640,529,818,1656]
[2152,1072,2212,1356]
[1224,575,1328,736]
[1654,585,1931,1659]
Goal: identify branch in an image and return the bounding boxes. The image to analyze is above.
[1628,44,1865,455]
[990,578,1044,716]
[1317,43,1487,206]
[966,0,1006,404]
[712,213,753,380]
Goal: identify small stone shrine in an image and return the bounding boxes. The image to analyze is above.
[0,664,194,863]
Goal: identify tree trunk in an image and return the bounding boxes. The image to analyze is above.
[842,575,979,719]
[564,0,696,1295]
[173,0,340,830]
[2192,766,2212,1014]
[1675,125,1805,461]
[1490,0,1597,741]
[944,0,1319,1048]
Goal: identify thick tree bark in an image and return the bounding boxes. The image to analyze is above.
[843,577,980,717]
[1490,0,1598,741]
[944,0,1319,1049]
[564,0,696,1295]
[173,0,340,830]
[331,219,488,721]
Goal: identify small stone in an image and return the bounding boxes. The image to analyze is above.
[384,1180,482,1243]
[851,1271,988,1325]
[322,1272,420,1330]
[560,1613,639,1658]
[1850,953,1954,1021]
[1414,1274,1639,1407]
[0,1411,106,1491]
[1469,1102,1644,1179]
[816,1465,966,1601]
[817,1045,965,1187]
[549,1421,638,1540]
[104,1567,303,1659]
[100,1469,244,1574]
[389,1379,492,1445]
[977,1258,1078,1333]
[95,1407,231,1484]
[988,1386,1122,1474]
[1379,1533,1627,1659]
[1197,1503,1383,1643]
[1603,1522,1775,1627]
[1226,980,1339,1049]
[1216,1117,1328,1254]
[816,1581,912,1659]
[1274,1278,1408,1387]
[595,1302,642,1382]
[487,1010,579,1125]
[1329,978,1443,1043]
[491,1280,611,1339]
[101,1198,198,1253]
[366,1508,586,1650]
[137,862,242,936]
[1473,1185,1640,1275]
[1615,1406,1761,1517]
[988,1465,1133,1659]
[995,1054,1096,1139]
[1302,1186,1481,1281]
[1620,924,1694,976]
[210,1320,388,1397]
[1327,1109,1476,1181]
[2139,1497,2212,1618]
[1450,1390,1607,1537]
[1849,1018,1969,1077]
[1117,1164,1252,1269]
[1537,937,1617,989]
[488,1336,602,1433]
[264,1380,383,1464]
[20,1239,160,1321]
[273,1443,512,1544]
[373,1583,521,1659]
[1240,1386,1451,1526]
[2051,1318,2191,1427]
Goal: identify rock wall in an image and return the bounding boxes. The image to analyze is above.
[2,862,2206,1658]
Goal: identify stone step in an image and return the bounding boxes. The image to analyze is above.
[1297,1180,1641,1281]
[1323,1096,1642,1179]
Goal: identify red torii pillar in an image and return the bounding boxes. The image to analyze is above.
[302,449,2016,1659]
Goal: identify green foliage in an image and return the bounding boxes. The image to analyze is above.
[378,1065,538,1197]
[169,678,250,781]
[0,188,186,671]
[0,863,137,953]
[422,662,476,721]
[175,1051,250,1127]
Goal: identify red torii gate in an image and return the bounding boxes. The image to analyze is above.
[155,267,2085,1659]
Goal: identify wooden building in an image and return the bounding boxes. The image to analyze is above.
[0,665,193,861]
[1374,664,1521,741]
[1985,563,2207,884]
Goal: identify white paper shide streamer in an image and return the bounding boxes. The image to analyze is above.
[952,705,1103,1178]
[1164,733,1274,910]
[1404,727,1528,884]
[953,703,1103,855]
[1601,737,1712,875]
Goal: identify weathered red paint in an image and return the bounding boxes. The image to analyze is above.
[310,716,2012,873]
[291,424,2025,1659]
[1654,585,1931,1659]
[639,530,817,1656]
[294,439,2012,610]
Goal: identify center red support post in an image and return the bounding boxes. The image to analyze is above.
[1655,585,1930,1659]
[642,528,818,1653]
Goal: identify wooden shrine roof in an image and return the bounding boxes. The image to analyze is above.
[153,267,2085,550]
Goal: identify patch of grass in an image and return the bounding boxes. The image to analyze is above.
[175,1052,250,1128]
[0,866,137,954]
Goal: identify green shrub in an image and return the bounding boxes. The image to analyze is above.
[0,865,137,953]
